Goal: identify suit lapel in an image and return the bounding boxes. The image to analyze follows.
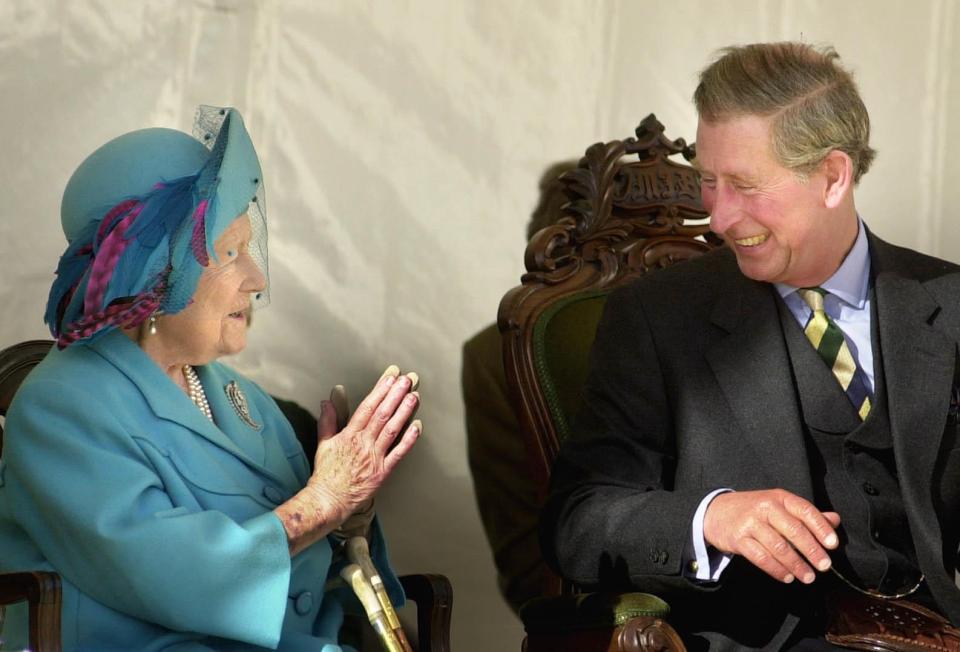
[705,272,814,500]
[875,272,952,487]
[870,235,954,486]
[869,234,960,617]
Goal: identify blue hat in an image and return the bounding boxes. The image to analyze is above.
[46,106,268,348]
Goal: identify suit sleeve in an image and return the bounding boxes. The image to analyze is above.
[540,284,716,595]
[3,378,292,649]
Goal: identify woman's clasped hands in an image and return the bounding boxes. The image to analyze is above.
[276,365,421,555]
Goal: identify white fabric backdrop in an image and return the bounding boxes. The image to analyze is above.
[2,1,958,649]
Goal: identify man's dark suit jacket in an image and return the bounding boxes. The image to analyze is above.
[541,232,960,650]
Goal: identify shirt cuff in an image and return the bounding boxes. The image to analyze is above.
[686,488,734,582]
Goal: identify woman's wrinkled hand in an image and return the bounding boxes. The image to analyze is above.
[307,365,420,521]
[275,365,421,556]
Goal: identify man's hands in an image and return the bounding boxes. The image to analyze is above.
[703,489,840,584]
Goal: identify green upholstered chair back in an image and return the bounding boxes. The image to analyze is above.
[533,291,609,444]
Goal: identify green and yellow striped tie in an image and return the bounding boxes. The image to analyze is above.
[797,288,872,420]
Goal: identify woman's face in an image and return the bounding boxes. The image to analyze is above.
[156,214,266,365]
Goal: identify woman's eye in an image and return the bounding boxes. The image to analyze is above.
[226,249,238,258]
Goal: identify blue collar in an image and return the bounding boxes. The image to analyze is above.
[775,218,870,308]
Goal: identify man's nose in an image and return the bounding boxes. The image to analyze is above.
[707,186,739,236]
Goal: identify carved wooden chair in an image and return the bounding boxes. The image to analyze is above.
[498,115,723,652]
[0,339,452,652]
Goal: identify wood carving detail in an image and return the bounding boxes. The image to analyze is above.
[521,114,714,292]
[619,617,686,652]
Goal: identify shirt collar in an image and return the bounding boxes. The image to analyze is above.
[775,217,870,309]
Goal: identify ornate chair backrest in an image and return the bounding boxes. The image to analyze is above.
[498,114,722,503]
[0,340,54,452]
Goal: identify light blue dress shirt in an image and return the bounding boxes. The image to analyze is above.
[687,218,872,581]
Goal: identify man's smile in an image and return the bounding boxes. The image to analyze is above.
[734,233,769,247]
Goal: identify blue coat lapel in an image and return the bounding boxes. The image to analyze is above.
[86,331,286,488]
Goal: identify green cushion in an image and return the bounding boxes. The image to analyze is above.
[533,291,609,442]
[520,591,670,633]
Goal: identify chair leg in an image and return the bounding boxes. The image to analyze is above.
[617,616,685,652]
[0,571,62,652]
[398,574,453,652]
[523,616,686,652]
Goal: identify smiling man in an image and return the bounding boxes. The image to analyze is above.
[541,42,960,650]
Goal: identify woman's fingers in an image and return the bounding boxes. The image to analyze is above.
[317,400,338,440]
[363,374,413,437]
[329,384,350,431]
[383,419,421,474]
[349,365,401,430]
[375,391,420,456]
[355,369,419,440]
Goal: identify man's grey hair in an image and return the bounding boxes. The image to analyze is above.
[694,42,876,183]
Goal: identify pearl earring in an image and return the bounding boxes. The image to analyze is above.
[148,313,158,335]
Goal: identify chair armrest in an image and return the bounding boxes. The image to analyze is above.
[520,591,685,652]
[0,571,62,652]
[0,570,453,652]
[399,573,452,652]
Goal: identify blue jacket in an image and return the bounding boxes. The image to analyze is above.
[0,330,401,651]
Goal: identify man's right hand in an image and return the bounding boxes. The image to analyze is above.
[703,489,841,584]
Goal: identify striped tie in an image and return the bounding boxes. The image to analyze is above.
[797,288,872,420]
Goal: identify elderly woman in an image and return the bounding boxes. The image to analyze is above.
[0,107,420,651]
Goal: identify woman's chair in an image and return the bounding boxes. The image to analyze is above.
[0,340,452,652]
[497,115,722,652]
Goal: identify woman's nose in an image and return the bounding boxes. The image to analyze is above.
[240,255,267,293]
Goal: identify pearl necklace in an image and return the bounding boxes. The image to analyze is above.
[183,365,214,422]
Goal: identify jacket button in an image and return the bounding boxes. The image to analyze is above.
[263,485,285,505]
[294,591,313,615]
[861,481,879,496]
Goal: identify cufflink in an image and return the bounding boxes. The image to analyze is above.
[688,560,699,573]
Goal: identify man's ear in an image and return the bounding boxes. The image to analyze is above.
[820,150,854,209]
